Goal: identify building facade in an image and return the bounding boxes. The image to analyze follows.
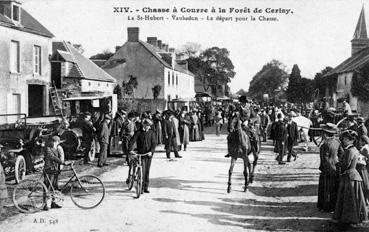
[324,6,369,117]
[0,0,53,122]
[103,27,195,111]
[50,41,116,115]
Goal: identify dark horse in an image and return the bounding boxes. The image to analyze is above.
[227,115,260,193]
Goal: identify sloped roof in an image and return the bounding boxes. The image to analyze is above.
[0,8,53,38]
[139,40,172,69]
[174,62,194,76]
[324,46,369,76]
[52,41,116,83]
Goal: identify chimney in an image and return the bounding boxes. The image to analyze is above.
[147,37,158,47]
[162,44,168,52]
[127,27,139,42]
[157,40,162,49]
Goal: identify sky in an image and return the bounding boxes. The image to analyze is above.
[22,0,366,92]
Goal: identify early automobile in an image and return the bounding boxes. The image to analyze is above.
[0,114,60,183]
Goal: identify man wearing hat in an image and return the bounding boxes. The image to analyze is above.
[97,114,112,167]
[259,108,269,142]
[163,110,182,158]
[317,123,343,212]
[128,118,156,193]
[81,112,96,164]
[285,111,299,162]
[43,136,68,210]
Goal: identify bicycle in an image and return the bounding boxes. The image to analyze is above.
[126,152,150,198]
[12,161,105,213]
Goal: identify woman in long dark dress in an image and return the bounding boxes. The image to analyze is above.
[317,125,343,212]
[333,130,368,224]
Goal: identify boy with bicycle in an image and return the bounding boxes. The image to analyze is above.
[43,135,68,210]
[128,119,156,193]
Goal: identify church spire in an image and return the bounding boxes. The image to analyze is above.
[353,5,368,39]
[351,6,369,55]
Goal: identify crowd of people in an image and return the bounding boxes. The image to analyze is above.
[317,117,369,226]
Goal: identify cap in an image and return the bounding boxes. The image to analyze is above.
[83,112,91,117]
[51,136,61,143]
[104,114,112,120]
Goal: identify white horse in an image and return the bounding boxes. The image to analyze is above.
[292,114,313,151]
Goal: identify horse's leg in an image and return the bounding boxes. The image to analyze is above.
[227,157,236,193]
[243,156,250,192]
[250,146,259,184]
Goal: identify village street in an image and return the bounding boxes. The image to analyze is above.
[1,129,368,232]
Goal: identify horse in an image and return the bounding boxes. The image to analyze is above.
[227,115,259,193]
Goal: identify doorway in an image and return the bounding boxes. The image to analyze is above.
[28,85,44,117]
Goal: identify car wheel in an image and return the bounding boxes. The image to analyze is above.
[15,155,26,184]
[88,139,96,162]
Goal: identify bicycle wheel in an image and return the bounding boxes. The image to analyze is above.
[13,179,47,213]
[70,175,105,209]
[135,166,142,199]
[127,165,135,191]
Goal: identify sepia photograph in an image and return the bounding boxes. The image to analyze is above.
[1,0,369,231]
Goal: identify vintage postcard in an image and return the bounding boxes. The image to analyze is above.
[1,0,369,231]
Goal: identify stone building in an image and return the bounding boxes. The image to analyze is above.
[50,41,116,115]
[103,27,195,111]
[323,6,369,117]
[0,0,53,122]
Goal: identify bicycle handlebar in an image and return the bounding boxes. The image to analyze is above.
[129,151,151,157]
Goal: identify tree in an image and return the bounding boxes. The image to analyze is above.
[152,85,162,99]
[313,66,334,99]
[90,49,114,60]
[180,42,201,58]
[113,84,123,100]
[248,59,288,102]
[122,75,138,98]
[287,64,302,103]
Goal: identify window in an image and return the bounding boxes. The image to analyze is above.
[168,71,170,85]
[88,82,91,86]
[34,45,41,75]
[98,83,100,86]
[344,76,347,86]
[106,83,109,87]
[12,5,20,22]
[167,95,171,101]
[10,40,20,73]
[172,72,174,85]
[176,74,178,86]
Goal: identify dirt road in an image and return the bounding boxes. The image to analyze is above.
[1,132,368,232]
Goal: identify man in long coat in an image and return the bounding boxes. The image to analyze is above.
[274,113,287,164]
[286,112,299,162]
[163,111,182,159]
[98,115,111,167]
